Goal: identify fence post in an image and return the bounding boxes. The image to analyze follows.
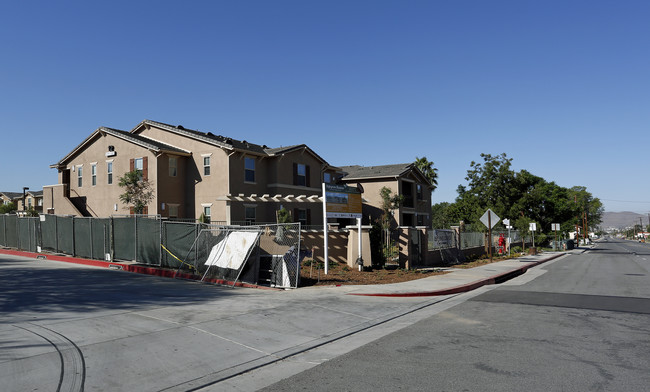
[72,217,76,257]
[110,217,115,262]
[159,218,162,266]
[134,215,138,262]
[89,218,94,259]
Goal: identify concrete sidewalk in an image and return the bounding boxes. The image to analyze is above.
[0,247,572,296]
[314,251,570,297]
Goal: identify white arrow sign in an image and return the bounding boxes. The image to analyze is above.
[480,209,500,229]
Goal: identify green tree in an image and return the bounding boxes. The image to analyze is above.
[414,156,439,190]
[446,153,603,244]
[0,202,17,214]
[377,186,404,264]
[431,202,453,229]
[118,170,154,214]
[276,207,292,223]
[449,153,516,227]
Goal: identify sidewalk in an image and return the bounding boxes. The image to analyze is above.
[320,250,570,297]
[0,247,573,296]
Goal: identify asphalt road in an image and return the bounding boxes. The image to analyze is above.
[260,238,650,392]
[0,252,450,392]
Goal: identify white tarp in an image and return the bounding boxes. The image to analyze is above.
[204,231,260,269]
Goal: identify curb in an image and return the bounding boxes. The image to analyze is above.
[0,248,274,290]
[349,253,566,297]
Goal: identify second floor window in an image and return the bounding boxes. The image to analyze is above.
[107,161,113,184]
[294,163,309,187]
[324,172,331,183]
[203,156,210,176]
[77,166,83,187]
[91,164,97,186]
[169,157,177,177]
[135,158,143,181]
[245,157,255,182]
[416,184,423,200]
[402,181,414,208]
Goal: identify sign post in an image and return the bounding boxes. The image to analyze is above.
[322,183,363,274]
[529,222,537,248]
[503,219,511,256]
[480,209,500,261]
[551,223,560,250]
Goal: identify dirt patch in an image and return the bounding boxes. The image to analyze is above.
[299,252,531,287]
[299,262,447,287]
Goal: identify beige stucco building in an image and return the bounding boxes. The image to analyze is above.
[1,190,43,214]
[338,164,433,228]
[45,120,340,225]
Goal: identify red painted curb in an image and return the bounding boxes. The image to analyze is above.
[0,248,274,290]
[349,253,566,297]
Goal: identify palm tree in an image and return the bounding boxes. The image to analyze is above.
[414,156,438,190]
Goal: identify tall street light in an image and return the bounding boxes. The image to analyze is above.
[22,187,29,213]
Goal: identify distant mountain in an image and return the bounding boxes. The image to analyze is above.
[601,211,647,230]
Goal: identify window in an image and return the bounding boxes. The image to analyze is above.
[295,163,307,186]
[77,166,83,187]
[416,184,423,200]
[203,156,211,176]
[203,206,211,223]
[38,198,43,207]
[169,157,177,177]
[245,206,256,225]
[168,204,179,218]
[28,199,32,208]
[91,163,97,186]
[245,157,255,182]
[134,158,143,180]
[296,209,307,226]
[107,161,113,184]
[324,173,331,184]
[401,181,414,208]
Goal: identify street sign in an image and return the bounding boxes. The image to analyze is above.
[503,218,510,226]
[551,223,560,231]
[480,209,500,229]
[529,222,537,232]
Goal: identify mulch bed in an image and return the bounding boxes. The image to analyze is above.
[298,252,531,287]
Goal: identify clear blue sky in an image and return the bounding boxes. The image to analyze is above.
[1,0,649,214]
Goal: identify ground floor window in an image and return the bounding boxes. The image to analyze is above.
[245,206,256,225]
[203,206,211,223]
[168,204,179,218]
[402,213,414,227]
[294,208,311,226]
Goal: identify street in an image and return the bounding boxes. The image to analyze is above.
[1,240,649,391]
[259,238,650,391]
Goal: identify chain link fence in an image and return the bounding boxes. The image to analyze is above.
[174,223,303,288]
[0,215,304,289]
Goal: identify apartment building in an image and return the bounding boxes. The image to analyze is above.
[44,120,340,225]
